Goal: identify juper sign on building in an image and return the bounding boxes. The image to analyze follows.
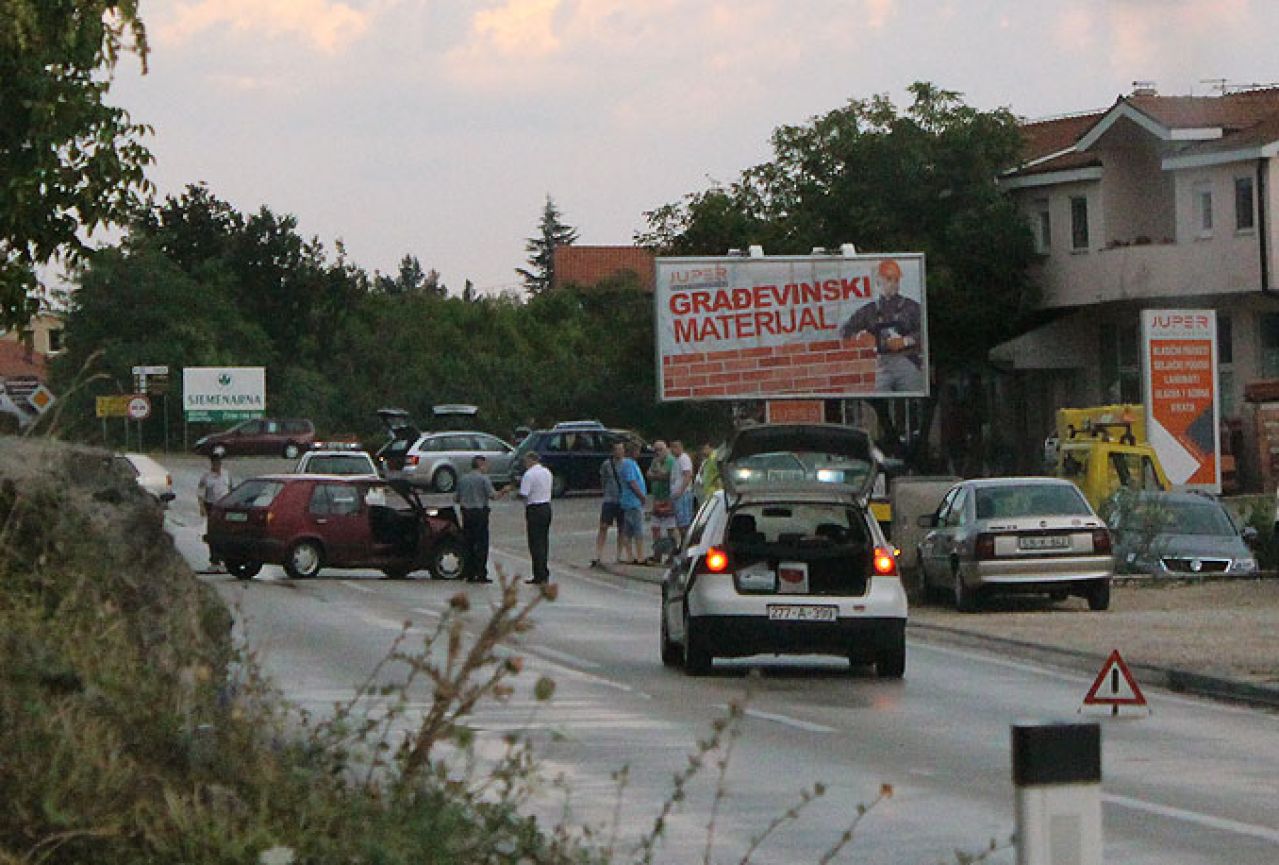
[182,367,266,423]
[655,252,929,401]
[1141,310,1219,493]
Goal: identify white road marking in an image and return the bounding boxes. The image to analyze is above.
[1105,793,1279,843]
[716,704,836,734]
[523,644,602,670]
[411,607,442,620]
[342,581,376,593]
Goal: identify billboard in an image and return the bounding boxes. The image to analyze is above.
[1141,310,1220,492]
[183,367,266,423]
[655,253,928,400]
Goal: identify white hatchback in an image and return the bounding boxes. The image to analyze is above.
[116,453,175,504]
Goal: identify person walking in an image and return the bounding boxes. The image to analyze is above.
[618,441,648,565]
[670,439,695,544]
[197,454,234,572]
[516,451,554,585]
[592,440,626,568]
[646,439,678,564]
[455,455,500,583]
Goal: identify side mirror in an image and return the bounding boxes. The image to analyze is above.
[1242,526,1260,546]
[917,513,938,529]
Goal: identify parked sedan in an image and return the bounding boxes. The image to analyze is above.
[294,449,379,477]
[206,475,467,581]
[917,477,1113,612]
[1109,490,1259,576]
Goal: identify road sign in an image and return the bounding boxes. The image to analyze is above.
[127,395,152,420]
[1081,649,1149,716]
[96,395,132,418]
[27,384,55,414]
[132,365,170,376]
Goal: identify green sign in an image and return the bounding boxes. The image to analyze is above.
[186,410,264,423]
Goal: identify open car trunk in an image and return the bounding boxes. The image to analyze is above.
[724,499,873,597]
[721,423,881,504]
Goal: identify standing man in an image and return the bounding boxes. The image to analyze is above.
[839,258,924,393]
[618,441,648,565]
[516,451,554,585]
[646,439,678,564]
[455,455,500,583]
[197,454,234,572]
[670,440,695,544]
[592,440,626,568]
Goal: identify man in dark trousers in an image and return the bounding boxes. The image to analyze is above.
[455,455,500,583]
[839,258,924,392]
[516,451,554,585]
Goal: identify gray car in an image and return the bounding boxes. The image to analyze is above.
[917,477,1114,612]
[400,431,517,492]
[1108,490,1259,576]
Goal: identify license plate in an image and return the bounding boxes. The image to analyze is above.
[225,512,248,523]
[1019,535,1069,550]
[767,605,837,622]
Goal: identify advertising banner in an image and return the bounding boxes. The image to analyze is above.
[1141,310,1219,492]
[655,253,928,400]
[183,367,266,423]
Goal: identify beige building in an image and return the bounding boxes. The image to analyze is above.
[0,312,65,357]
[994,86,1279,484]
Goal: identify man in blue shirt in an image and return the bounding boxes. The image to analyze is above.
[617,442,647,565]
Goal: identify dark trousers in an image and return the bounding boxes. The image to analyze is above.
[525,502,552,582]
[461,507,490,580]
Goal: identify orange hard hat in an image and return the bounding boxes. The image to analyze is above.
[878,259,902,280]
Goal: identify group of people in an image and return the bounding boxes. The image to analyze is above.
[592,438,697,567]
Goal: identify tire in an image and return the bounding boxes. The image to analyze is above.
[660,593,682,668]
[284,540,323,579]
[428,537,467,581]
[683,610,713,676]
[551,472,568,498]
[876,629,907,679]
[432,466,457,494]
[283,442,301,459]
[211,444,227,459]
[1087,579,1111,611]
[226,561,261,580]
[953,563,980,613]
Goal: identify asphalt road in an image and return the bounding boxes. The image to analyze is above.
[164,455,1279,864]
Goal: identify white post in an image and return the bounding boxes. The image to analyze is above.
[1013,722,1103,865]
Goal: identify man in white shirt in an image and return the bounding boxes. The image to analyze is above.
[670,440,695,543]
[197,455,234,571]
[516,451,554,584]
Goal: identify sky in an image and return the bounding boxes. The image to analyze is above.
[106,0,1279,296]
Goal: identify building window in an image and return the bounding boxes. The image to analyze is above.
[47,329,63,353]
[1033,200,1051,253]
[1099,321,1140,403]
[1195,183,1214,237]
[1262,313,1279,378]
[1070,196,1089,251]
[1218,314,1234,418]
[1235,176,1255,231]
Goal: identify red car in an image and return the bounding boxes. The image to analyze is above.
[206,475,467,581]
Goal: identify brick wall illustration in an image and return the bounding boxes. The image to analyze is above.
[662,334,879,399]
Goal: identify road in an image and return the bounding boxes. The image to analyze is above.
[164,455,1279,864]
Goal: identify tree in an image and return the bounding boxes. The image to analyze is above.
[375,254,444,297]
[0,1,152,329]
[516,195,578,296]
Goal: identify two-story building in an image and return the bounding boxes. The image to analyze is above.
[993,86,1279,484]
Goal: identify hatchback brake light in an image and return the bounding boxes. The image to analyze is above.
[872,546,898,576]
[1091,528,1111,555]
[975,533,997,560]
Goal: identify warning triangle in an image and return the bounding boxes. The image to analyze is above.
[1082,649,1147,707]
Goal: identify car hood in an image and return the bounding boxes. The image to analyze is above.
[722,423,880,502]
[1144,533,1252,560]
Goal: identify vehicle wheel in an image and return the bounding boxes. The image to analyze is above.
[1087,579,1111,611]
[383,567,410,580]
[432,466,457,494]
[211,444,227,459]
[428,537,467,581]
[660,593,682,668]
[551,473,568,498]
[682,610,713,676]
[876,630,907,679]
[284,541,323,579]
[283,442,301,459]
[953,563,980,613]
[226,561,261,580]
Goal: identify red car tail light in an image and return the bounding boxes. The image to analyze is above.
[406,455,420,466]
[975,533,997,560]
[1092,528,1111,554]
[698,547,729,574]
[872,546,898,576]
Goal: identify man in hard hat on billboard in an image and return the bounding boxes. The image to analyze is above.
[839,258,924,393]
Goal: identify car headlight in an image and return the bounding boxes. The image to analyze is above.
[731,468,754,481]
[816,468,843,483]
[1230,557,1258,573]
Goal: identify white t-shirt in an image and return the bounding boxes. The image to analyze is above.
[519,464,554,504]
[673,452,694,497]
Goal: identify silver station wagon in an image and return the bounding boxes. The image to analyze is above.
[916,477,1114,612]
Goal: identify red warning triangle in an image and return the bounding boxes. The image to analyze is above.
[1083,649,1147,707]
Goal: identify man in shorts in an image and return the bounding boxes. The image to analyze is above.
[618,441,648,564]
[670,440,696,543]
[646,439,679,564]
[592,440,626,567]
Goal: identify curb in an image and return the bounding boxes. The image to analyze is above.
[597,563,1279,712]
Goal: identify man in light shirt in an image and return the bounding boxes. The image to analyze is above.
[197,454,234,572]
[670,440,695,544]
[516,451,554,584]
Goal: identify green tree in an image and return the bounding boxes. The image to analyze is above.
[516,195,578,296]
[0,0,152,328]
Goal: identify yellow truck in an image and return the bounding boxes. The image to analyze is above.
[1051,404,1170,511]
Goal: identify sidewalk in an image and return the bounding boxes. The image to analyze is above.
[600,558,1279,711]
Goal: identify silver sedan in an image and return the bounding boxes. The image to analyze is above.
[916,477,1113,612]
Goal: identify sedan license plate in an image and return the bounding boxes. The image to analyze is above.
[1019,535,1069,550]
[767,604,837,622]
[225,512,248,523]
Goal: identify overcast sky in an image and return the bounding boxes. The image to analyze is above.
[108,0,1278,295]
